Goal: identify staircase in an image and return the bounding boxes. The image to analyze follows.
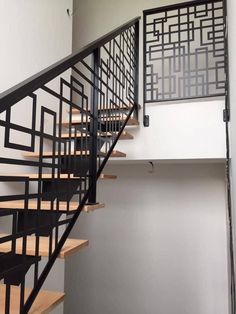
[0,17,140,313]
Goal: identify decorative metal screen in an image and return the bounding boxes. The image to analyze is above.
[143,0,226,102]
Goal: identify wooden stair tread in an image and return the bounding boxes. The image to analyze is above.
[24,150,126,158]
[68,105,130,114]
[61,131,133,140]
[61,116,139,127]
[0,173,117,180]
[24,150,90,158]
[0,284,64,314]
[117,131,134,139]
[99,174,117,179]
[0,200,105,212]
[0,234,88,259]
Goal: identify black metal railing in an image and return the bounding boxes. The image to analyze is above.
[143,0,226,125]
[0,16,140,313]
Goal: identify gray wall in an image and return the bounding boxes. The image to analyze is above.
[65,163,228,314]
[72,0,191,50]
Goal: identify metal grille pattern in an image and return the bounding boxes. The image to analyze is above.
[0,18,139,313]
[143,0,225,102]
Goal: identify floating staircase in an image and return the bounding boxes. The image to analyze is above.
[0,16,140,313]
[1,1,229,311]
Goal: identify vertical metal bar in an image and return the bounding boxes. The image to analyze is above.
[19,179,29,312]
[223,0,236,313]
[112,39,115,143]
[143,12,149,126]
[5,284,11,314]
[134,21,140,120]
[34,104,44,286]
[49,109,57,257]
[88,48,100,204]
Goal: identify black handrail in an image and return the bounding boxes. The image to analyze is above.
[143,0,219,15]
[0,16,140,113]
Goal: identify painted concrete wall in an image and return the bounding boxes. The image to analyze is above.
[0,0,72,92]
[115,100,226,161]
[72,0,192,49]
[65,163,228,314]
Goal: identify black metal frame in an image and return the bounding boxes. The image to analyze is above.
[143,0,226,126]
[223,0,236,313]
[0,16,140,313]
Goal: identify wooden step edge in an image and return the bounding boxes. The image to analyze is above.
[60,116,139,127]
[0,284,65,314]
[126,117,139,126]
[0,234,88,259]
[23,150,126,158]
[0,200,105,213]
[99,174,117,179]
[83,202,105,213]
[24,150,89,158]
[67,105,130,114]
[61,130,133,139]
[61,131,106,138]
[0,173,117,180]
[108,150,126,157]
[119,131,134,140]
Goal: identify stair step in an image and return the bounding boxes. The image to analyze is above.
[61,116,139,127]
[0,200,105,213]
[68,104,130,114]
[99,174,117,179]
[0,284,64,314]
[61,131,133,140]
[0,173,117,180]
[24,150,126,158]
[116,131,134,140]
[0,234,88,259]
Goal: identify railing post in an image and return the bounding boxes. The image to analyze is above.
[134,20,140,120]
[143,12,149,127]
[88,48,100,204]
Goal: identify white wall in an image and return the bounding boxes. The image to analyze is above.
[0,1,73,313]
[0,0,73,92]
[65,163,229,314]
[72,0,192,49]
[115,99,226,161]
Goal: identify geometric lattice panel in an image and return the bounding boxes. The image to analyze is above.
[144,0,226,102]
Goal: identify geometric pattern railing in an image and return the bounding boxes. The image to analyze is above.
[143,0,225,103]
[0,17,140,313]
